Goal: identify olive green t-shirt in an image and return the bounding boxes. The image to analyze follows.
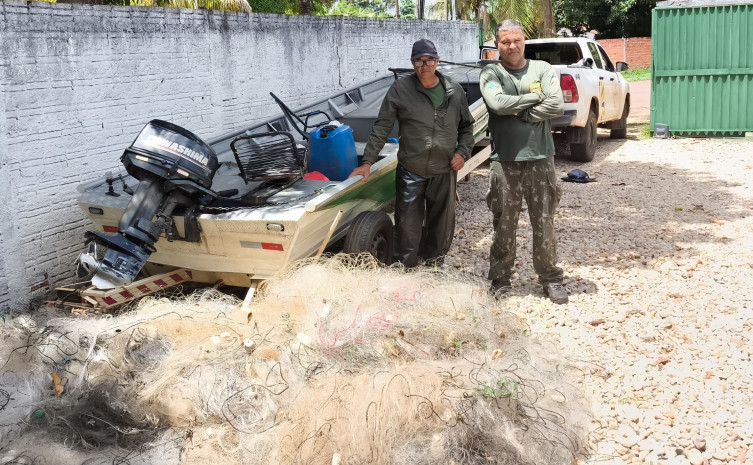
[422,81,445,108]
[479,60,564,162]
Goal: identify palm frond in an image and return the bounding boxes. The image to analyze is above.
[453,0,476,20]
[485,0,547,38]
[427,0,448,19]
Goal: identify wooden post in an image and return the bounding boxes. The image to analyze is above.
[316,210,345,259]
[240,279,261,319]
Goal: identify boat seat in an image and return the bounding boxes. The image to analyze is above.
[230,131,305,184]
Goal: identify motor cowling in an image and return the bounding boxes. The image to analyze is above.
[123,119,219,191]
[80,120,219,289]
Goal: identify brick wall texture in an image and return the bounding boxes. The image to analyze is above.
[0,0,478,312]
[599,37,652,69]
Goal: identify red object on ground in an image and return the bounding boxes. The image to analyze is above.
[303,171,330,181]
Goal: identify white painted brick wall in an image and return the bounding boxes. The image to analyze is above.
[0,0,478,312]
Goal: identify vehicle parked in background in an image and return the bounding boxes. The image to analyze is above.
[482,37,631,162]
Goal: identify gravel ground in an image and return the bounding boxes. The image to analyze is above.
[445,125,753,465]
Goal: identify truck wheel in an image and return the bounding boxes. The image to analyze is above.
[570,109,597,162]
[342,211,393,264]
[610,98,630,139]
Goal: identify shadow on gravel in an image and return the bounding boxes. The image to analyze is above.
[624,121,649,140]
[553,134,749,278]
[453,129,750,300]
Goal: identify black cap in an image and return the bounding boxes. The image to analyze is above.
[411,39,439,61]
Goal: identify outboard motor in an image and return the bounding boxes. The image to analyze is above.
[79,120,219,289]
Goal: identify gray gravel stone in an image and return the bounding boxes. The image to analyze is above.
[448,134,753,465]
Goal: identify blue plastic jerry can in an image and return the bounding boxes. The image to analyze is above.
[308,122,358,182]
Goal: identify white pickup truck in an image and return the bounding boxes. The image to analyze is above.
[482,37,631,162]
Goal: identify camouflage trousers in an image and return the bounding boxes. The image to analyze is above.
[486,157,563,284]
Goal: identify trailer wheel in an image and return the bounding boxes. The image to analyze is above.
[343,211,393,264]
[570,109,597,162]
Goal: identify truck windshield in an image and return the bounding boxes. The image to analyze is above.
[525,43,582,65]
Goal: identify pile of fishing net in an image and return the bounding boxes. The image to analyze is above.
[0,255,591,464]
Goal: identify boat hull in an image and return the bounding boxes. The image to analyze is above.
[77,65,488,288]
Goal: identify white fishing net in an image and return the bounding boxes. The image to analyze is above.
[0,255,591,464]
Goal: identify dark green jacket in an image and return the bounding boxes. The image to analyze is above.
[479,60,564,162]
[362,71,475,178]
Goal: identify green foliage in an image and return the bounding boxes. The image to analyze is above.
[554,0,653,39]
[351,0,389,11]
[638,124,650,139]
[248,0,291,12]
[249,0,331,14]
[105,0,251,11]
[478,377,519,399]
[431,0,549,41]
[330,0,390,17]
[426,0,451,20]
[620,67,651,82]
[310,0,336,14]
[486,0,544,39]
[221,0,399,17]
[399,0,416,18]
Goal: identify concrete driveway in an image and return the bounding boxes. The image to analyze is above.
[627,79,650,124]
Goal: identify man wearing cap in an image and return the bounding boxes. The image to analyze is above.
[349,39,474,267]
[480,19,568,304]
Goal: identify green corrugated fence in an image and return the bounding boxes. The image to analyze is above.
[651,2,753,136]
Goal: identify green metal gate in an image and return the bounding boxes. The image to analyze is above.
[651,1,753,136]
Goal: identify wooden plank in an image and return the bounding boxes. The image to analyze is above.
[76,268,195,309]
[316,210,344,258]
[458,145,492,179]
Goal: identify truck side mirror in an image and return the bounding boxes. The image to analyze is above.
[584,57,594,68]
[616,61,629,72]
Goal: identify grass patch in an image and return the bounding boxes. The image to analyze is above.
[620,68,651,82]
[478,377,519,399]
[638,124,651,139]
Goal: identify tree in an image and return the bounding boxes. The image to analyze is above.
[399,0,416,18]
[248,0,293,13]
[429,0,555,40]
[428,0,480,22]
[85,0,251,11]
[485,0,543,39]
[540,0,554,37]
[554,0,653,39]
[249,0,332,14]
[328,0,390,16]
